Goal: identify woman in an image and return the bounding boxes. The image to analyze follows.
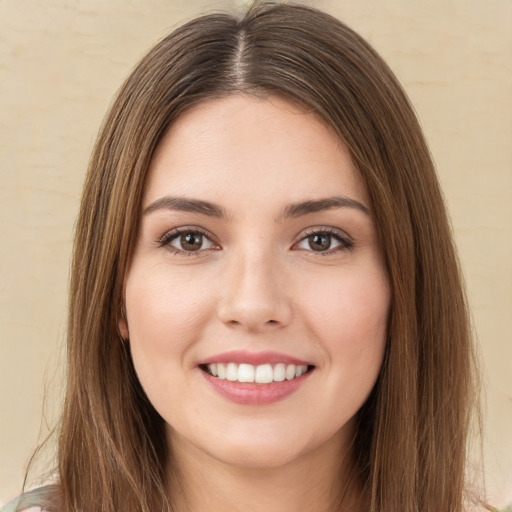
[4,2,491,511]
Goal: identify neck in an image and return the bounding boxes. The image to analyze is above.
[166,430,362,512]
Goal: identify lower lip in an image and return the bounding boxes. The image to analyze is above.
[200,369,313,405]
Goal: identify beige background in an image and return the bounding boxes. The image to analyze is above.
[1,0,511,506]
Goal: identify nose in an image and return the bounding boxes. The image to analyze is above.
[217,252,293,332]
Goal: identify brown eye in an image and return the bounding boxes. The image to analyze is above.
[308,234,331,251]
[180,233,203,251]
[166,231,215,253]
[295,229,350,254]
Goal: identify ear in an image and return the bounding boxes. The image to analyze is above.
[118,304,129,340]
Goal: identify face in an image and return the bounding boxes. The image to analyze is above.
[120,95,390,471]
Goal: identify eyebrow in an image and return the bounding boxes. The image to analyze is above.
[143,195,370,219]
[280,196,371,219]
[143,196,226,218]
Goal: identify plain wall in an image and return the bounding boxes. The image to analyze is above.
[1,0,511,506]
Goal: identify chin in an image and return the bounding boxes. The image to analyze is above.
[200,422,345,472]
[210,441,309,470]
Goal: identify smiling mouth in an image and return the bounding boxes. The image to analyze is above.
[200,362,315,384]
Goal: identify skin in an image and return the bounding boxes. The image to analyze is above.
[119,95,390,512]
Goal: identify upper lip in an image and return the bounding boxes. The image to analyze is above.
[199,350,312,367]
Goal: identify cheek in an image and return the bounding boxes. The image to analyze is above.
[286,265,389,443]
[299,263,389,409]
[301,265,390,348]
[126,264,213,340]
[124,264,219,421]
[124,264,216,386]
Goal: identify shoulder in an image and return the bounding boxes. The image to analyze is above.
[462,502,511,512]
[1,486,53,512]
[2,508,42,512]
[472,506,512,512]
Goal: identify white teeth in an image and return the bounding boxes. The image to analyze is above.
[295,365,307,377]
[285,364,296,380]
[226,362,238,381]
[238,363,255,383]
[273,363,286,382]
[205,362,310,384]
[255,364,273,384]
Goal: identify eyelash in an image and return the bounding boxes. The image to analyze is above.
[157,226,354,257]
[157,227,219,257]
[294,227,354,255]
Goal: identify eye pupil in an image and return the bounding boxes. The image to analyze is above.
[308,234,331,251]
[181,233,202,251]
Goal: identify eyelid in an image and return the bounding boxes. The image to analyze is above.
[157,226,220,256]
[292,226,354,253]
[156,224,353,256]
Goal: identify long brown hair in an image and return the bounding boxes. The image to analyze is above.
[41,2,480,511]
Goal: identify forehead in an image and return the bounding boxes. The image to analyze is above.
[144,94,369,210]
